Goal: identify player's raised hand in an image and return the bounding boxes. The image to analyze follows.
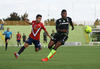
[24,18,28,22]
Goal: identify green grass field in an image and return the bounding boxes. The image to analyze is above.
[0,26,100,69]
[0,46,100,69]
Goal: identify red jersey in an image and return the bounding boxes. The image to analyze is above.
[29,21,46,40]
[17,34,21,40]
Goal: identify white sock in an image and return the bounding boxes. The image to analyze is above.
[16,53,19,56]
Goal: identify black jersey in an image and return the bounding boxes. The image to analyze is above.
[56,17,72,33]
[51,33,55,37]
[22,35,26,40]
[43,32,47,38]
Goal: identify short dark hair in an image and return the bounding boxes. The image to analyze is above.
[36,14,42,18]
[61,9,67,13]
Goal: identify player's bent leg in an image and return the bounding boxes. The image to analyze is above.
[35,44,42,52]
[48,35,68,60]
[18,42,29,54]
[34,40,42,52]
[49,35,68,59]
[41,48,56,62]
[35,48,42,52]
[5,39,9,51]
[48,41,62,59]
[14,42,29,59]
[17,42,19,47]
[35,48,39,52]
[5,42,8,51]
[41,39,56,62]
[53,41,62,50]
[49,41,62,59]
[20,42,21,46]
[41,41,62,62]
[6,39,9,43]
[48,40,55,50]
[24,42,29,48]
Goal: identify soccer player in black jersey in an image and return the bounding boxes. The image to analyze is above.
[41,9,74,61]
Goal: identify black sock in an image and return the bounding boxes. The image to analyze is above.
[48,46,53,50]
[5,43,8,51]
[53,47,57,50]
[18,44,19,47]
[18,46,25,55]
[20,43,21,46]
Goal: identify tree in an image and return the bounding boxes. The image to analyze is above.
[94,18,100,26]
[5,12,21,21]
[44,18,56,26]
[21,12,28,21]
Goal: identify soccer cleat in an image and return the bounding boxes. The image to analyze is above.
[14,52,18,59]
[41,57,48,62]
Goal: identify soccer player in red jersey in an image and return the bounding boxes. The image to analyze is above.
[14,14,51,59]
[16,32,21,47]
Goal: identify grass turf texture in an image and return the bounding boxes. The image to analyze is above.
[0,46,100,69]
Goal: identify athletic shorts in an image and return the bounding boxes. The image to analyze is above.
[5,37,10,42]
[17,40,21,42]
[44,37,47,41]
[25,37,41,49]
[52,33,68,45]
[23,39,26,42]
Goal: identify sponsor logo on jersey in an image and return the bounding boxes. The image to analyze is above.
[60,22,69,25]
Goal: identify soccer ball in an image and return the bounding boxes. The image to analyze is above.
[85,26,92,33]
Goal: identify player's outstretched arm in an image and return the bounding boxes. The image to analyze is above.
[42,24,52,39]
[45,30,52,39]
[70,23,74,30]
[24,19,32,25]
[69,18,74,30]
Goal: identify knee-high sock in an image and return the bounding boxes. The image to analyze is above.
[47,49,56,59]
[18,42,21,46]
[17,43,19,47]
[18,46,25,55]
[5,43,8,50]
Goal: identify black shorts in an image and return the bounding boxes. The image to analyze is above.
[52,33,68,45]
[5,37,10,42]
[23,39,26,42]
[44,38,47,41]
[25,37,41,49]
[17,40,21,43]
